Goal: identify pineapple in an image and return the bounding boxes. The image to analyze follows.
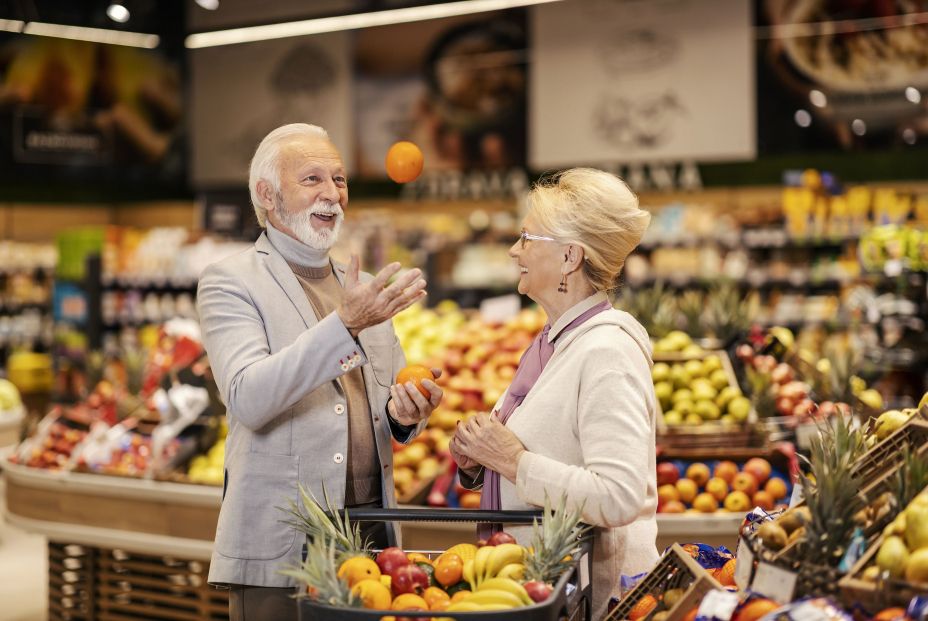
[523,495,591,587]
[280,484,368,564]
[796,416,867,567]
[703,280,757,343]
[617,282,676,339]
[745,367,777,419]
[280,536,358,606]
[677,290,705,338]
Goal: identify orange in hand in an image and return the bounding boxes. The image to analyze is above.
[385,141,424,183]
[396,365,435,398]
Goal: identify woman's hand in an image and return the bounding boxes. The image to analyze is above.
[453,412,525,483]
[449,434,480,473]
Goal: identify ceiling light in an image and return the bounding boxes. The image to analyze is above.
[903,128,917,145]
[106,3,130,23]
[851,119,866,136]
[23,22,159,48]
[794,109,812,127]
[0,19,25,33]
[185,0,566,48]
[905,86,921,104]
[195,0,220,9]
[809,89,827,108]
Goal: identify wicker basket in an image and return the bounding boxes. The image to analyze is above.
[605,544,723,621]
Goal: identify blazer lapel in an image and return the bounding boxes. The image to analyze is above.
[256,233,318,329]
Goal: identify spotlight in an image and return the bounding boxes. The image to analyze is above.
[107,3,130,23]
[851,119,866,136]
[794,109,812,128]
[903,128,916,145]
[195,0,220,9]
[809,90,827,108]
[905,87,921,104]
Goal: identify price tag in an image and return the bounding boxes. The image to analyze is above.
[795,422,820,450]
[751,562,797,604]
[884,259,903,277]
[697,589,740,621]
[734,539,754,590]
[479,294,521,323]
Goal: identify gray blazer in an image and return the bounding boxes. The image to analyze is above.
[199,232,424,587]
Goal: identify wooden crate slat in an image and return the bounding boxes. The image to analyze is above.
[97,558,203,578]
[95,571,204,594]
[96,601,206,621]
[97,585,205,609]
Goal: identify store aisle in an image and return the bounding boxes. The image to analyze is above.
[0,478,47,621]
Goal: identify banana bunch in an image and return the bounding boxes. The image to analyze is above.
[444,577,534,612]
[462,543,526,590]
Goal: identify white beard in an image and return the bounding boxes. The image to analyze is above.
[276,198,344,251]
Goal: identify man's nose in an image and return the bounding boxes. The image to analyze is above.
[319,178,340,202]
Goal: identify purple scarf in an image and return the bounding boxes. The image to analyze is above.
[478,300,611,538]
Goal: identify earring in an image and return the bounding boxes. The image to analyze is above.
[558,274,568,293]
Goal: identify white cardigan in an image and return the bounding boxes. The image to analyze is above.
[495,295,660,619]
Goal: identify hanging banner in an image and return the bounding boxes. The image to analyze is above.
[190,31,353,186]
[530,0,755,168]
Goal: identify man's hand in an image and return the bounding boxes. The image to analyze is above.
[337,255,426,336]
[388,368,443,427]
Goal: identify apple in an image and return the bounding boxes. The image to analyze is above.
[732,472,759,496]
[524,581,554,603]
[817,401,836,418]
[775,396,795,417]
[770,363,794,385]
[792,399,815,418]
[486,531,517,546]
[656,462,680,486]
[376,547,410,576]
[661,500,686,513]
[723,490,751,513]
[736,344,755,363]
[713,461,739,485]
[390,564,429,596]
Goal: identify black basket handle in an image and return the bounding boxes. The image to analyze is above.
[327,507,544,524]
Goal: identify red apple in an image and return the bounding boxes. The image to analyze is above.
[753,355,777,374]
[486,531,518,546]
[390,564,429,596]
[656,462,680,486]
[524,580,554,603]
[770,363,794,385]
[376,547,409,576]
[661,500,686,514]
[736,344,755,362]
[776,396,795,416]
[817,401,836,418]
[792,399,815,418]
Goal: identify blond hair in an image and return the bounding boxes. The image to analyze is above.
[527,168,650,292]
[249,123,329,227]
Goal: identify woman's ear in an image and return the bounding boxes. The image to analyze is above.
[564,245,585,273]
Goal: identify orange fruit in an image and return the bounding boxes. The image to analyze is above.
[338,555,381,586]
[765,477,788,500]
[717,558,737,586]
[351,578,392,609]
[681,608,698,621]
[459,491,481,509]
[450,590,472,602]
[628,594,658,620]
[423,586,451,611]
[385,141,424,183]
[396,365,435,398]
[873,608,909,621]
[434,553,463,587]
[733,599,781,621]
[391,593,429,611]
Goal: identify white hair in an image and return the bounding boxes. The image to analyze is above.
[249,123,329,228]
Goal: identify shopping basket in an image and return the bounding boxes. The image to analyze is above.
[298,507,593,621]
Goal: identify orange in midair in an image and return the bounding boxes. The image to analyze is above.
[385,141,424,183]
[396,365,435,398]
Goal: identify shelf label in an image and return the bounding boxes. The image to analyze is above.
[734,538,754,590]
[751,561,797,604]
[479,294,521,323]
[697,589,740,621]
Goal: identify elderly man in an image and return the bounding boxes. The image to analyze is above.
[198,123,441,620]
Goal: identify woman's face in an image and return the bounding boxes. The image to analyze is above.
[508,213,563,302]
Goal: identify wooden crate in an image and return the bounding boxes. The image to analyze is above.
[47,542,229,621]
[606,543,724,621]
[853,407,928,483]
[839,533,926,613]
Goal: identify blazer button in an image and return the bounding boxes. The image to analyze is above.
[334,453,344,464]
[334,404,345,415]
[340,363,349,371]
[353,354,361,363]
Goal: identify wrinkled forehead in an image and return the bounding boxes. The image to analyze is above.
[279,136,345,173]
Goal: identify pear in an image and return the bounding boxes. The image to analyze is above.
[663,588,684,609]
[874,409,913,441]
[778,506,810,535]
[876,536,910,579]
[905,548,928,585]
[905,503,928,551]
[757,522,788,550]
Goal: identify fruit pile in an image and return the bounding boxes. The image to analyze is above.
[656,457,791,515]
[867,488,928,586]
[0,378,23,413]
[653,352,752,427]
[7,411,86,469]
[392,302,468,366]
[187,417,227,485]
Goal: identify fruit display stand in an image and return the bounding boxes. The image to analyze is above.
[1,459,227,620]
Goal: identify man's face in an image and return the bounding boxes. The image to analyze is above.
[266,135,348,250]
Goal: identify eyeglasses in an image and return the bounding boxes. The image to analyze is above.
[519,229,558,249]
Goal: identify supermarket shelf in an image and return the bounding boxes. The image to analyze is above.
[655,513,744,537]
[1,460,220,508]
[4,512,215,560]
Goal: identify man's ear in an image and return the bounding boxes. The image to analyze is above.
[257,180,276,213]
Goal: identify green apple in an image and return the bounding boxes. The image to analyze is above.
[672,388,693,404]
[716,386,741,411]
[675,399,695,416]
[695,400,721,420]
[671,366,691,390]
[663,410,683,426]
[710,369,730,391]
[684,359,704,379]
[654,382,673,409]
[652,362,671,383]
[728,396,751,422]
[702,356,723,374]
[684,413,704,425]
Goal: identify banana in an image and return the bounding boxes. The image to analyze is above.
[463,559,476,590]
[473,545,495,585]
[446,601,484,612]
[495,562,525,581]
[477,577,533,606]
[461,589,524,608]
[484,543,525,578]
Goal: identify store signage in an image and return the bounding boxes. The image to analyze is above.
[600,160,703,193]
[697,589,739,620]
[751,561,797,604]
[399,168,531,202]
[14,108,109,165]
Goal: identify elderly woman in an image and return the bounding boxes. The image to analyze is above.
[450,168,659,618]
